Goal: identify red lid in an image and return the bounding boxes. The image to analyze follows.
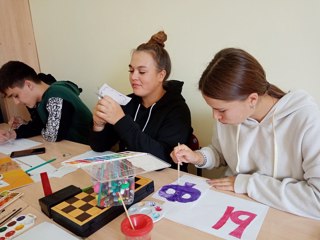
[121,214,153,237]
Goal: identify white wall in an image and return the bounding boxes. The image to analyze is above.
[29,0,320,147]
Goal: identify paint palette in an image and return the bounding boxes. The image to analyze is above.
[128,200,165,222]
[0,213,36,239]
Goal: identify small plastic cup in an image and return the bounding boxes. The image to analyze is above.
[121,214,153,240]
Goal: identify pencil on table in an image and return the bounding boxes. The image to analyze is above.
[25,158,57,174]
[14,159,32,167]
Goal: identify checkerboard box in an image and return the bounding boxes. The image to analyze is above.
[49,176,154,237]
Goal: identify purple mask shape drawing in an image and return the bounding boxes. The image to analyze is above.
[158,182,201,203]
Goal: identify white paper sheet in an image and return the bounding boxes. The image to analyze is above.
[154,174,269,240]
[98,83,131,105]
[51,165,78,178]
[15,221,80,240]
[12,155,56,182]
[0,139,42,155]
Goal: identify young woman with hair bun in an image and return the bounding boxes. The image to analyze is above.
[90,31,193,171]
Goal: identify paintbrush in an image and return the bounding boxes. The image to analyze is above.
[0,207,22,225]
[177,143,181,185]
[118,193,135,230]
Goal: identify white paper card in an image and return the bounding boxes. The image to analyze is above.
[98,83,131,105]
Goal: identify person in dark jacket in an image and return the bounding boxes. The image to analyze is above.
[90,31,193,171]
[0,61,92,144]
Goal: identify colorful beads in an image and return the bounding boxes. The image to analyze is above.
[93,177,135,208]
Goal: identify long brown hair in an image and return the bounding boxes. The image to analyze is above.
[198,48,286,100]
[134,31,171,82]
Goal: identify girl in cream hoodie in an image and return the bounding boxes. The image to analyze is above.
[171,48,320,220]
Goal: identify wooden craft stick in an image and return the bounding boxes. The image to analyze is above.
[118,193,135,230]
[177,143,181,184]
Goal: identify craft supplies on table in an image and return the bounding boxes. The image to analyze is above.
[66,151,170,208]
[50,176,154,237]
[0,213,36,239]
[92,176,135,208]
[121,214,153,240]
[46,151,169,237]
[128,200,165,223]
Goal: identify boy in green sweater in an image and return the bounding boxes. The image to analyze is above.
[0,61,92,145]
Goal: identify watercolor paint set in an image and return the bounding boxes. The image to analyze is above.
[0,213,36,239]
[128,200,165,222]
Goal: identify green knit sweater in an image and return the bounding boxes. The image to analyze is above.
[37,81,92,144]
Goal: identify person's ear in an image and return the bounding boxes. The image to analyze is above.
[158,69,166,83]
[248,93,258,108]
[24,80,34,90]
